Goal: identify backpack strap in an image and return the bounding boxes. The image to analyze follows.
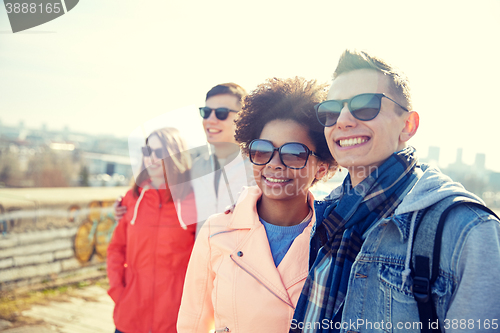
[411,196,499,333]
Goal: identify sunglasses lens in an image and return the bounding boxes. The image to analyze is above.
[143,147,165,159]
[199,107,212,119]
[142,146,151,156]
[153,149,165,159]
[215,108,230,120]
[249,140,274,165]
[350,94,381,120]
[316,101,342,127]
[280,143,309,169]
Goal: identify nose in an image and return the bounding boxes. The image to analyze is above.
[335,103,357,129]
[266,150,284,169]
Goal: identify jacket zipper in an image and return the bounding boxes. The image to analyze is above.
[149,190,161,332]
[215,327,230,332]
[229,255,294,309]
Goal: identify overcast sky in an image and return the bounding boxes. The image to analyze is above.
[1,0,499,170]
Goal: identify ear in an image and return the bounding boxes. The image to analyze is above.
[315,161,329,180]
[400,111,419,143]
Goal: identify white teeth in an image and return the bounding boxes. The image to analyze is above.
[208,129,220,133]
[339,137,368,147]
[265,177,289,183]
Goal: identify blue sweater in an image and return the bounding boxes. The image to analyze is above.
[260,217,311,267]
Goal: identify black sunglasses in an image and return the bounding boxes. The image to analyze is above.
[249,139,320,170]
[199,107,238,120]
[142,146,165,159]
[315,93,409,127]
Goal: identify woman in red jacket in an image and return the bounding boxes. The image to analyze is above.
[107,127,196,333]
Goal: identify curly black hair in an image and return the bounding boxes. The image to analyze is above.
[235,77,337,181]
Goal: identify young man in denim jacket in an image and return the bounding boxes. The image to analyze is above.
[291,49,500,332]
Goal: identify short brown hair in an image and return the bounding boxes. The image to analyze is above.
[334,49,412,112]
[235,77,337,182]
[206,83,247,107]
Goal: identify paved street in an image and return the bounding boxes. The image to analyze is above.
[1,286,114,333]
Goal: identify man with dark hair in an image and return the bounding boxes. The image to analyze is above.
[200,83,246,156]
[192,82,254,233]
[291,50,500,332]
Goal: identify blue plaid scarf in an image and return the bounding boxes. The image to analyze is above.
[291,147,419,332]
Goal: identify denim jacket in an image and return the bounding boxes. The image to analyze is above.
[311,165,500,332]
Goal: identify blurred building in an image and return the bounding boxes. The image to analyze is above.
[420,146,440,166]
[83,152,131,187]
[0,119,132,188]
[475,153,486,170]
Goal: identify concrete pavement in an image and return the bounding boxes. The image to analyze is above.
[2,286,114,333]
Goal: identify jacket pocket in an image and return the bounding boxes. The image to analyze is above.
[108,285,125,303]
[113,269,136,319]
[379,264,420,333]
[379,263,450,333]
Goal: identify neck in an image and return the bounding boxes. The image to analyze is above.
[212,142,239,159]
[150,178,166,189]
[257,194,310,227]
[347,167,365,187]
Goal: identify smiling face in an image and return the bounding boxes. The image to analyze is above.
[324,69,415,186]
[253,119,327,203]
[202,94,240,145]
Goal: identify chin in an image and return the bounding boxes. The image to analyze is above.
[262,187,298,200]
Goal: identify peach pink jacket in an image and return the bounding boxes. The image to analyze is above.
[177,186,315,333]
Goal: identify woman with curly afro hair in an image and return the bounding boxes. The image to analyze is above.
[178,77,337,333]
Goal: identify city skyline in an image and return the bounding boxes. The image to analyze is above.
[1,116,497,173]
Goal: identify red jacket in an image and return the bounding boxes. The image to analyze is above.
[107,183,196,333]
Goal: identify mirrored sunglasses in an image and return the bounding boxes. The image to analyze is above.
[249,139,320,170]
